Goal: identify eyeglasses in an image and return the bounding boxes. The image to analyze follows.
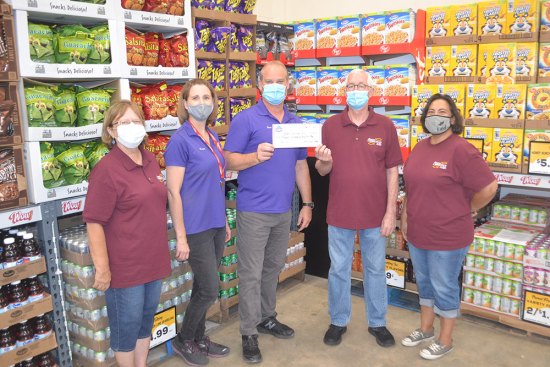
[112,120,142,127]
[346,83,368,91]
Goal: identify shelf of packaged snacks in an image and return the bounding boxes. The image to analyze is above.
[118,0,190,30]
[145,116,181,133]
[0,204,42,229]
[256,51,295,66]
[463,266,522,283]
[467,250,524,265]
[0,294,54,330]
[196,50,227,60]
[2,333,58,367]
[0,257,47,287]
[492,172,550,190]
[191,7,230,22]
[8,0,115,20]
[14,11,121,79]
[462,283,522,301]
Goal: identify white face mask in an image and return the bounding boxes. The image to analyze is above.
[116,122,146,149]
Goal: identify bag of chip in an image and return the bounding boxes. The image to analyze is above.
[229,62,251,89]
[143,0,168,14]
[195,20,212,51]
[256,31,267,57]
[166,85,183,117]
[158,35,172,67]
[54,86,77,127]
[167,0,184,15]
[154,134,170,168]
[266,30,278,54]
[28,23,55,63]
[208,26,231,53]
[238,25,254,52]
[230,97,252,120]
[131,86,144,113]
[211,61,226,91]
[141,83,170,120]
[89,24,111,64]
[216,97,225,126]
[169,33,189,67]
[212,0,225,11]
[121,0,145,10]
[197,59,213,82]
[230,24,239,51]
[25,86,56,127]
[192,0,212,9]
[84,140,109,169]
[53,24,94,64]
[225,0,241,13]
[241,0,256,14]
[75,86,114,126]
[143,32,160,67]
[40,142,65,188]
[56,144,90,185]
[125,27,145,66]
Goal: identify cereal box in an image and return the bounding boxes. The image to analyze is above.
[361,12,385,45]
[411,124,431,150]
[477,43,489,77]
[339,66,356,96]
[495,84,527,119]
[485,43,517,84]
[316,113,333,124]
[427,46,451,77]
[515,42,538,78]
[523,124,550,166]
[384,65,412,96]
[466,84,498,119]
[388,115,410,148]
[507,0,539,34]
[412,84,439,118]
[316,18,338,49]
[316,67,340,97]
[426,6,451,38]
[526,84,550,119]
[338,15,361,48]
[539,43,550,77]
[298,113,318,124]
[385,9,415,44]
[440,84,467,117]
[492,128,523,165]
[293,20,316,50]
[541,1,550,31]
[464,126,494,161]
[295,67,317,96]
[478,1,506,36]
[363,66,385,97]
[450,4,477,36]
[450,45,477,77]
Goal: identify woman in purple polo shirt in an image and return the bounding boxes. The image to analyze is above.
[83,100,171,367]
[165,79,231,366]
[401,94,497,360]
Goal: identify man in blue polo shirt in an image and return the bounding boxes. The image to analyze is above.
[224,60,313,364]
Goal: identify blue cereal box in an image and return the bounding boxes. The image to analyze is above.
[361,12,385,45]
[316,17,338,49]
[338,15,361,48]
[294,20,316,50]
[385,9,416,44]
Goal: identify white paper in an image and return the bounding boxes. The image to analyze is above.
[272,123,322,148]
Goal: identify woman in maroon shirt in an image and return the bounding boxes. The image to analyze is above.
[401,94,497,360]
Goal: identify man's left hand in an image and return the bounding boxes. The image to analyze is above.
[380,212,395,237]
[297,207,312,231]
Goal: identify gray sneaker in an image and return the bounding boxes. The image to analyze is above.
[172,338,209,366]
[419,340,453,360]
[401,328,435,347]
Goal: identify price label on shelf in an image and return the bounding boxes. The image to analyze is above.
[522,290,550,327]
[528,141,550,175]
[385,258,406,289]
[150,307,176,349]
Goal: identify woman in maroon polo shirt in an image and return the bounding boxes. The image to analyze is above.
[401,94,497,360]
[83,100,171,367]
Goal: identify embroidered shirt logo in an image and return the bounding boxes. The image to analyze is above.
[367,138,383,146]
[432,161,448,169]
[199,147,206,150]
[157,174,165,183]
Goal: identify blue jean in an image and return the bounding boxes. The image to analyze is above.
[105,279,163,352]
[328,225,387,327]
[408,242,469,318]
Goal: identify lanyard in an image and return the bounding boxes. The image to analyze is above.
[189,122,226,184]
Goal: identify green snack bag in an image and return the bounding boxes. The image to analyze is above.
[89,24,111,64]
[84,141,110,169]
[54,24,94,64]
[53,142,70,157]
[54,86,77,127]
[25,86,56,127]
[76,87,113,126]
[28,23,55,63]
[56,144,90,185]
[40,142,65,188]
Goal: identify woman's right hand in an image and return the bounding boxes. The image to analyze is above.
[176,239,190,261]
[93,267,111,291]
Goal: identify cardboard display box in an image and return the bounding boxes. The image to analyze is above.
[1,332,57,367]
[0,144,28,211]
[69,331,109,354]
[60,247,93,267]
[0,293,52,329]
[0,15,18,81]
[0,257,45,287]
[288,231,305,248]
[0,82,23,145]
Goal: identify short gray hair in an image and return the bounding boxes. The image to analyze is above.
[259,60,288,82]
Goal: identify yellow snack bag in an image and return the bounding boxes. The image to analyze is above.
[411,84,439,118]
[411,124,431,150]
[426,46,451,77]
[451,44,477,76]
[515,42,538,78]
[485,43,516,84]
[440,84,466,117]
[507,0,539,34]
[495,84,527,119]
[464,126,493,161]
[450,4,477,36]
[478,1,506,35]
[492,128,523,165]
[466,84,498,119]
[426,6,451,38]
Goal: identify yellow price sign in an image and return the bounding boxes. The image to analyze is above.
[150,307,176,349]
[522,290,550,327]
[385,258,406,289]
[528,141,550,175]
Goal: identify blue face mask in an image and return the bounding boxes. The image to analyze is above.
[346,90,369,110]
[262,83,286,105]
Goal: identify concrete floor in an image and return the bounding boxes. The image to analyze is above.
[154,275,550,367]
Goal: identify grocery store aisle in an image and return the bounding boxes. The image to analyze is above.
[155,275,550,367]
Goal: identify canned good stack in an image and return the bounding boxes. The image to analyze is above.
[219,285,239,300]
[226,189,237,201]
[523,234,550,296]
[226,208,237,229]
[492,202,549,227]
[283,241,305,271]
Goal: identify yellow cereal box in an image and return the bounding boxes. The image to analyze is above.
[411,84,439,118]
[477,44,489,77]
[516,42,538,78]
[440,84,467,117]
[478,1,506,35]
[492,128,524,165]
[538,43,550,77]
[526,84,550,119]
[426,6,451,38]
[450,44,477,76]
[466,84,498,119]
[485,43,517,84]
[541,1,550,31]
[426,46,451,77]
[464,126,494,161]
[411,124,431,150]
[450,4,477,36]
[495,84,527,119]
[507,0,539,34]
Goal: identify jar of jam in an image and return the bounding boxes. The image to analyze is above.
[32,315,52,340]
[0,327,16,354]
[3,237,22,268]
[7,281,29,310]
[33,353,56,367]
[15,321,34,348]
[24,276,44,303]
[0,286,9,314]
[22,234,41,263]
[20,358,36,367]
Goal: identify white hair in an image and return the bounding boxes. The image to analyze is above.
[346,68,373,86]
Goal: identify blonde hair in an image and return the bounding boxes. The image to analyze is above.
[177,79,218,126]
[102,100,146,148]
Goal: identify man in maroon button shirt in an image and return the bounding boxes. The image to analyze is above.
[315,69,403,348]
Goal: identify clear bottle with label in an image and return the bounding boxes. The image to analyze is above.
[0,327,16,354]
[22,234,41,263]
[15,320,35,348]
[32,315,52,340]
[24,276,45,303]
[3,238,22,268]
[33,353,56,367]
[8,280,29,310]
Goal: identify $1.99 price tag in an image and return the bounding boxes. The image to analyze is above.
[528,141,550,175]
[150,307,176,349]
[522,290,550,327]
[385,258,406,289]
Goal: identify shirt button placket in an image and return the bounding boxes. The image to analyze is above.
[355,127,359,141]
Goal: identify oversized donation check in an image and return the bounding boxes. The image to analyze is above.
[272,123,322,148]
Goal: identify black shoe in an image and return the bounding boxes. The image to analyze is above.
[242,335,262,364]
[368,326,396,347]
[323,324,347,346]
[197,336,230,358]
[257,316,295,339]
[172,338,209,366]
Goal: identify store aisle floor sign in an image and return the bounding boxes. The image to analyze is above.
[150,307,176,349]
[528,141,550,175]
[385,258,406,289]
[522,290,550,327]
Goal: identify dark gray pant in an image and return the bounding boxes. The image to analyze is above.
[178,227,225,341]
[236,210,292,336]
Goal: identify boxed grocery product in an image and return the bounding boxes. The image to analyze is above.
[427,46,451,77]
[0,82,21,145]
[515,42,538,80]
[316,18,338,49]
[507,0,539,34]
[338,15,360,48]
[385,9,415,44]
[542,1,550,31]
[316,67,339,97]
[315,113,333,124]
[298,113,318,124]
[294,67,317,96]
[363,65,385,96]
[450,44,477,77]
[411,84,439,118]
[0,144,27,210]
[387,114,410,149]
[426,6,451,38]
[526,84,550,119]
[478,1,506,36]
[485,43,516,84]
[539,43,550,78]
[495,84,527,120]
[492,127,524,166]
[361,12,385,45]
[478,43,488,77]
[440,84,466,117]
[450,4,477,36]
[0,15,17,81]
[466,84,498,119]
[464,126,493,161]
[523,120,550,171]
[293,20,316,51]
[338,66,355,96]
[410,124,430,150]
[384,65,412,96]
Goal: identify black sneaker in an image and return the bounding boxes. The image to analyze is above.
[323,324,347,346]
[172,338,209,366]
[242,335,262,364]
[368,326,396,347]
[197,336,230,358]
[257,316,295,339]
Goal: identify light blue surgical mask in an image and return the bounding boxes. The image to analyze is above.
[262,83,286,105]
[346,90,369,110]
